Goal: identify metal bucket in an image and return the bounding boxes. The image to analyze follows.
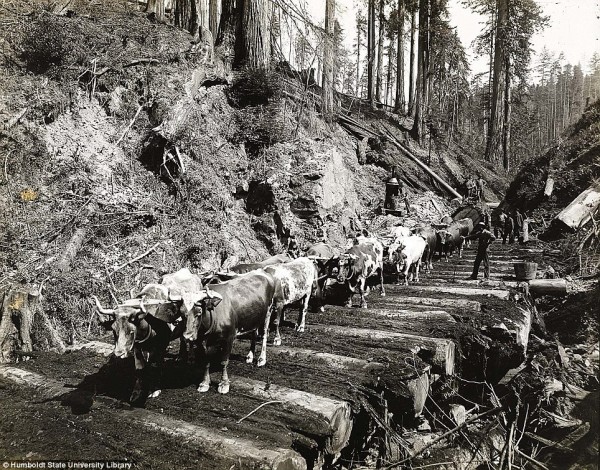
[514,262,538,280]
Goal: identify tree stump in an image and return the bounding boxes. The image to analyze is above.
[0,287,36,363]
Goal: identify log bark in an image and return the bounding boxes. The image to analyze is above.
[308,325,455,375]
[56,202,97,274]
[381,296,481,312]
[555,182,600,230]
[269,345,384,370]
[327,305,455,323]
[527,279,568,297]
[396,285,511,300]
[0,366,307,470]
[230,375,353,456]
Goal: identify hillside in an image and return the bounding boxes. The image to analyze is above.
[0,1,508,346]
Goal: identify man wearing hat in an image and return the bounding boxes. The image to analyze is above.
[461,222,497,280]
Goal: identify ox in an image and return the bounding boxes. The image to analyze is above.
[229,254,290,274]
[437,218,474,260]
[93,282,184,404]
[412,225,438,272]
[306,242,337,312]
[334,238,384,308]
[265,257,317,342]
[183,270,277,394]
[390,235,427,285]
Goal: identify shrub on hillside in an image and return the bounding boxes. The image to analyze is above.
[21,14,67,73]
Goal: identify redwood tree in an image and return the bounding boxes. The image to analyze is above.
[322,0,336,121]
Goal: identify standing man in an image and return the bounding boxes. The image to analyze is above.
[495,210,507,239]
[462,222,497,280]
[514,209,524,244]
[503,212,515,244]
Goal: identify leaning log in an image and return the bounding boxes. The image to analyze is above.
[308,325,455,375]
[555,181,600,230]
[0,366,306,470]
[527,279,568,297]
[230,375,353,457]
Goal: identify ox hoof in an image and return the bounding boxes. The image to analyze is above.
[345,301,353,308]
[257,356,266,367]
[319,306,325,313]
[380,292,386,297]
[197,383,210,393]
[295,325,305,333]
[360,304,368,309]
[246,351,254,364]
[273,338,282,346]
[217,382,230,394]
[148,389,162,398]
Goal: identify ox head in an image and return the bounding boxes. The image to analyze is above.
[335,253,358,284]
[390,246,408,271]
[183,287,224,342]
[93,293,174,359]
[436,230,450,247]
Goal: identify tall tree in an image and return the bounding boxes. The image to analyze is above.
[175,0,199,34]
[353,9,367,96]
[367,0,376,107]
[407,0,417,115]
[209,0,220,36]
[146,0,166,22]
[411,0,429,142]
[375,0,386,102]
[322,0,336,121]
[239,0,270,68]
[394,0,406,113]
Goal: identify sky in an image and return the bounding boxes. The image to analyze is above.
[303,0,600,78]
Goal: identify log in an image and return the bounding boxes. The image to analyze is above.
[230,375,353,456]
[308,325,455,375]
[395,285,511,300]
[380,296,481,312]
[0,366,306,470]
[556,181,600,230]
[269,345,384,370]
[381,126,463,200]
[527,279,568,296]
[66,341,114,356]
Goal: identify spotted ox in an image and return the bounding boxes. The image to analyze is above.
[93,283,183,404]
[412,225,438,272]
[183,270,277,394]
[334,238,385,308]
[229,254,291,274]
[390,235,427,285]
[437,218,474,260]
[265,257,317,343]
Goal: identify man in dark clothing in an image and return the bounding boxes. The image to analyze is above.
[514,209,524,243]
[462,222,496,280]
[503,213,515,244]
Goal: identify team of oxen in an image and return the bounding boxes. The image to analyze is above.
[92,216,475,401]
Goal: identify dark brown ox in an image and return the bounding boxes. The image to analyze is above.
[183,270,277,394]
[437,218,474,260]
[229,254,291,274]
[306,242,337,312]
[93,283,181,404]
[412,225,438,271]
[334,238,385,308]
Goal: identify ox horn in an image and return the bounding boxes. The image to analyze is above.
[92,295,115,315]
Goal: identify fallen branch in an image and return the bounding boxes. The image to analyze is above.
[383,406,504,469]
[113,242,160,273]
[515,448,550,470]
[123,58,160,67]
[114,104,143,146]
[4,108,28,130]
[524,432,573,453]
[236,400,284,424]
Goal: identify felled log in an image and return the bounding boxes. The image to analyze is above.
[396,285,511,300]
[0,366,306,470]
[268,345,384,370]
[527,279,568,297]
[382,296,481,312]
[308,325,455,375]
[544,177,555,197]
[555,181,600,230]
[230,375,353,457]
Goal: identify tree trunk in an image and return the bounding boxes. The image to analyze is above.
[209,0,220,36]
[394,0,405,113]
[146,0,166,21]
[411,0,429,143]
[175,0,199,35]
[407,7,416,115]
[484,0,507,163]
[0,288,35,363]
[198,0,209,30]
[356,21,361,96]
[322,0,336,122]
[216,0,239,54]
[367,0,376,108]
[502,55,511,171]
[375,0,385,102]
[239,0,270,68]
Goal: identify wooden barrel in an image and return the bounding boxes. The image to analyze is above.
[514,262,537,280]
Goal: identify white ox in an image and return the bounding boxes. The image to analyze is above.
[389,235,427,285]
